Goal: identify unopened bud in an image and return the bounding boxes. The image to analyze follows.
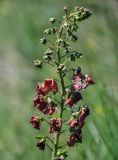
[64,6,68,13]
[40,38,47,45]
[49,18,56,24]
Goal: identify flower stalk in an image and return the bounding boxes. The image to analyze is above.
[30,6,95,160]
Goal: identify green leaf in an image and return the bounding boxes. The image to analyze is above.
[35,134,46,140]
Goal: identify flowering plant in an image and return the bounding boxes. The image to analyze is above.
[30,6,95,160]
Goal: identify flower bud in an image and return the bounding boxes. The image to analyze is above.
[49,18,56,24]
[74,67,81,75]
[44,48,53,56]
[40,38,47,45]
[64,6,68,13]
[34,59,42,68]
[56,64,65,72]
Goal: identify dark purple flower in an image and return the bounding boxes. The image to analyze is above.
[77,106,89,129]
[33,96,55,115]
[67,129,82,147]
[49,118,62,133]
[30,116,41,130]
[37,139,45,151]
[68,106,90,129]
[65,92,82,107]
[71,68,95,91]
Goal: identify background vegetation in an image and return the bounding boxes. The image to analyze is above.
[0,0,118,160]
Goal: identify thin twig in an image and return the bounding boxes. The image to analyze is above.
[43,60,55,67]
[46,136,54,144]
[58,144,67,149]
[46,143,53,151]
[48,96,61,104]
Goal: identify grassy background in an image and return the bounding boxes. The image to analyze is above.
[0,0,118,160]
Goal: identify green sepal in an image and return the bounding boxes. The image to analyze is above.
[35,135,46,140]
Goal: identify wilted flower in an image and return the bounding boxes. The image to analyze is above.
[67,129,82,147]
[33,96,46,108]
[36,79,58,96]
[65,92,82,107]
[30,116,41,130]
[77,106,89,128]
[71,67,95,91]
[33,96,55,115]
[49,118,62,133]
[37,139,45,151]
[68,106,89,129]
[67,106,89,146]
[68,118,77,128]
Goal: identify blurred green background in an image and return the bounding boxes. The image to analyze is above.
[0,0,118,160]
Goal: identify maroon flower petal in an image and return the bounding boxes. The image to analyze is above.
[49,118,62,133]
[30,116,40,130]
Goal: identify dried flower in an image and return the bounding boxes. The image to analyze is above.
[49,118,62,133]
[71,68,95,91]
[67,129,82,147]
[36,79,58,96]
[68,118,77,128]
[68,106,89,129]
[77,106,89,128]
[30,116,41,130]
[65,92,83,107]
[37,139,45,151]
[33,96,55,115]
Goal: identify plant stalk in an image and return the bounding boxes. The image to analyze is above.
[51,25,65,160]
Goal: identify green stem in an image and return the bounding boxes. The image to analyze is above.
[46,136,55,144]
[46,143,53,151]
[43,60,55,67]
[51,24,65,160]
